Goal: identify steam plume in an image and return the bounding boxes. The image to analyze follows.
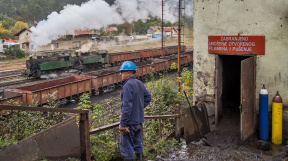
[31,0,193,46]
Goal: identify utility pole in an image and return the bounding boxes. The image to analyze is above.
[162,0,164,56]
[171,23,173,40]
[177,0,181,93]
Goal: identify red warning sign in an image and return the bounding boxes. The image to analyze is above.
[208,36,265,55]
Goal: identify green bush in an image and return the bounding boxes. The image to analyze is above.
[146,75,178,115]
[3,46,26,59]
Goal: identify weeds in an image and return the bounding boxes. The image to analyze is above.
[85,96,122,160]
[0,91,65,149]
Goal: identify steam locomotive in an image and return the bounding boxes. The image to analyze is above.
[25,50,108,78]
[25,45,185,78]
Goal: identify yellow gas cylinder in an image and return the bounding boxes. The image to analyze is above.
[272,91,283,144]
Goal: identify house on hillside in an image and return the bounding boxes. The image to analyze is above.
[37,29,95,52]
[163,27,178,37]
[145,26,161,35]
[106,27,118,32]
[15,28,35,53]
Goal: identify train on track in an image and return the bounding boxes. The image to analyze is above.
[1,49,193,112]
[24,45,186,78]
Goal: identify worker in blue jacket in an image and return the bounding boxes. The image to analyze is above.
[119,61,152,161]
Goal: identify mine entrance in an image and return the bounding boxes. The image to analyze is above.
[215,54,256,141]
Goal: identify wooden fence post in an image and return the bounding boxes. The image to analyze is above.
[175,104,181,142]
[158,119,162,138]
[80,113,91,161]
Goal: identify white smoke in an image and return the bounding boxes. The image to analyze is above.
[31,0,193,46]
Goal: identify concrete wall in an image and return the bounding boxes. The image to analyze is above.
[193,0,288,113]
[0,116,81,161]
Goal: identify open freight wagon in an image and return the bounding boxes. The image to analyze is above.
[81,66,122,94]
[14,76,91,106]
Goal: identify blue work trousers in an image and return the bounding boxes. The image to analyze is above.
[120,124,143,159]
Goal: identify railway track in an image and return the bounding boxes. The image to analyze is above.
[0,78,37,88]
[0,69,26,77]
[0,74,24,81]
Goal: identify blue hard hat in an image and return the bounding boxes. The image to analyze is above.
[119,61,137,71]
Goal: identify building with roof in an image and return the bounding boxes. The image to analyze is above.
[163,27,178,37]
[145,26,161,35]
[15,28,35,53]
[146,26,178,37]
[106,27,118,32]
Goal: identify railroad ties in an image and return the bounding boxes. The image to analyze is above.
[0,69,26,81]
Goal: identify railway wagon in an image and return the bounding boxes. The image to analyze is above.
[0,90,23,115]
[13,76,91,106]
[81,59,172,94]
[167,45,186,54]
[80,67,122,94]
[138,48,162,59]
[0,90,23,105]
[14,50,193,104]
[135,61,153,78]
[182,50,194,64]
[135,59,168,78]
[164,46,175,55]
[152,59,168,72]
[108,51,140,65]
[150,48,162,58]
[160,54,191,70]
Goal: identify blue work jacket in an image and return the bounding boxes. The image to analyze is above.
[120,76,151,127]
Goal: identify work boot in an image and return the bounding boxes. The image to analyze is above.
[135,153,143,161]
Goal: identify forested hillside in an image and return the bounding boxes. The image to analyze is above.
[0,0,117,23]
[0,0,191,40]
[0,0,117,39]
[0,0,88,23]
